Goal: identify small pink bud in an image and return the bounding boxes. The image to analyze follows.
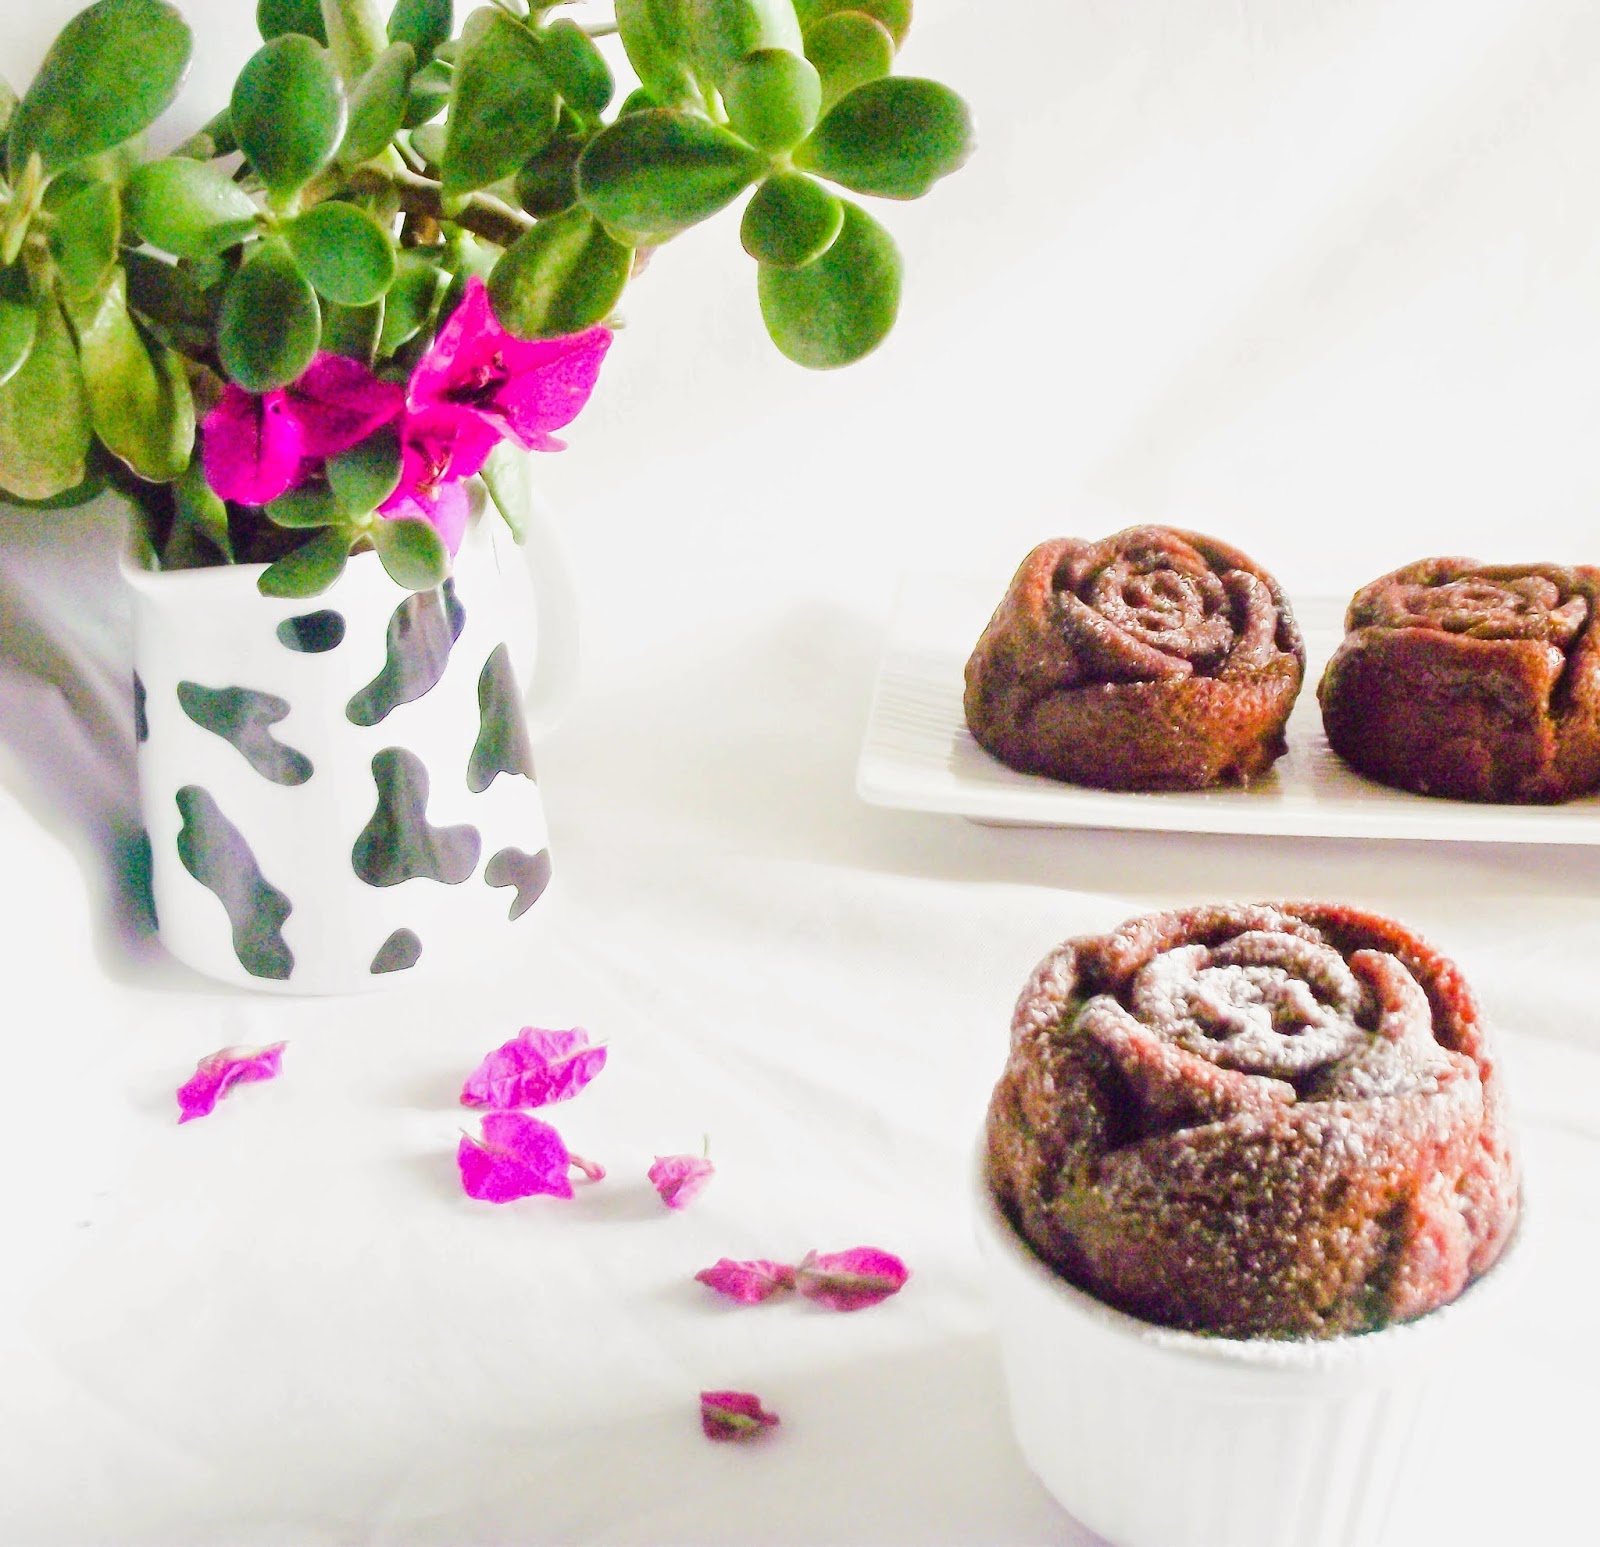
[176,1043,286,1123]
[792,1247,909,1311]
[699,1390,779,1442]
[649,1153,714,1210]
[569,1153,606,1182]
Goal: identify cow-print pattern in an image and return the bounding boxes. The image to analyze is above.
[178,681,314,786]
[468,644,537,792]
[346,582,466,727]
[174,784,294,980]
[485,846,552,920]
[371,927,423,974]
[352,746,482,888]
[277,609,347,654]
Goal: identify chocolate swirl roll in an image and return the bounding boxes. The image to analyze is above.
[1318,558,1600,803]
[963,527,1305,790]
[986,903,1519,1339]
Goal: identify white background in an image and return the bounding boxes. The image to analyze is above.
[3,3,1599,1544]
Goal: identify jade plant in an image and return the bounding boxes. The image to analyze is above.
[0,0,972,596]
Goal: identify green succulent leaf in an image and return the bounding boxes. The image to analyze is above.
[373,514,449,590]
[724,48,821,153]
[389,0,452,65]
[124,158,260,259]
[258,526,351,597]
[0,290,92,500]
[577,108,766,243]
[231,34,347,203]
[757,196,900,367]
[684,0,803,87]
[124,250,216,357]
[442,9,559,199]
[0,265,37,388]
[257,0,328,45]
[164,456,234,566]
[49,179,121,302]
[266,482,342,527]
[283,200,396,306]
[0,77,16,142]
[515,136,582,217]
[796,0,909,47]
[537,18,615,117]
[218,238,322,391]
[741,170,841,269]
[9,0,192,176]
[614,0,699,111]
[328,421,402,514]
[66,269,194,481]
[377,250,443,356]
[340,41,415,166]
[402,58,452,128]
[802,11,893,110]
[321,298,383,361]
[488,208,630,339]
[479,440,530,541]
[795,76,974,199]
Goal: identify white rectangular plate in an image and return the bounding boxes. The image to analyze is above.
[857,572,1600,843]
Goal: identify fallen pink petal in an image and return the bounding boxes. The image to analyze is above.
[457,1111,576,1203]
[460,1026,608,1110]
[176,1042,286,1123]
[792,1247,910,1311]
[699,1390,780,1442]
[649,1153,715,1210]
[694,1258,796,1305]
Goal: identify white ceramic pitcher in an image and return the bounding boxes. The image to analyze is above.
[125,477,576,994]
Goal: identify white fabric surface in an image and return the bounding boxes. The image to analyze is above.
[5,2,1600,1542]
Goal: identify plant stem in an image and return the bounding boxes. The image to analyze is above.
[320,0,387,84]
[368,165,535,249]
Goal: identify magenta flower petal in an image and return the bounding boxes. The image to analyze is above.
[479,326,612,450]
[407,277,499,408]
[176,1042,286,1123]
[649,1154,715,1210]
[284,353,405,459]
[202,386,306,505]
[380,478,470,555]
[457,1111,575,1203]
[792,1247,910,1311]
[694,1258,796,1305]
[460,1027,608,1110]
[700,1390,780,1442]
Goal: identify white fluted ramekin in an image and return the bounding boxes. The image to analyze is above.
[974,1153,1524,1547]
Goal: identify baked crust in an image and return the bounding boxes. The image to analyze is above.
[1317,558,1600,803]
[963,526,1304,790]
[985,902,1520,1339]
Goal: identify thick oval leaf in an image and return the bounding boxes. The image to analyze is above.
[257,0,327,45]
[340,42,415,166]
[796,0,909,47]
[259,526,351,597]
[49,179,121,301]
[724,48,821,153]
[802,11,893,110]
[0,265,37,387]
[328,422,402,513]
[321,298,383,361]
[488,208,630,339]
[741,171,841,269]
[795,77,973,200]
[125,159,260,259]
[577,109,765,242]
[0,291,91,499]
[377,250,443,356]
[442,9,559,199]
[374,514,449,590]
[515,137,582,217]
[124,250,216,357]
[232,34,347,203]
[537,18,615,117]
[68,270,194,481]
[283,201,396,306]
[390,0,453,64]
[684,0,803,87]
[266,483,342,527]
[164,457,234,567]
[9,0,192,176]
[758,197,900,367]
[219,239,322,391]
[614,0,699,111]
[402,58,452,128]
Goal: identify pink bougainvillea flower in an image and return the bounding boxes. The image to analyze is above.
[176,1042,286,1123]
[694,1258,796,1305]
[457,1111,583,1203]
[407,277,612,455]
[460,1026,608,1111]
[375,402,501,553]
[202,354,404,505]
[649,1153,716,1210]
[792,1247,910,1311]
[699,1390,780,1442]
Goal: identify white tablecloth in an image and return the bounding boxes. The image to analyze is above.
[5,3,1600,1543]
